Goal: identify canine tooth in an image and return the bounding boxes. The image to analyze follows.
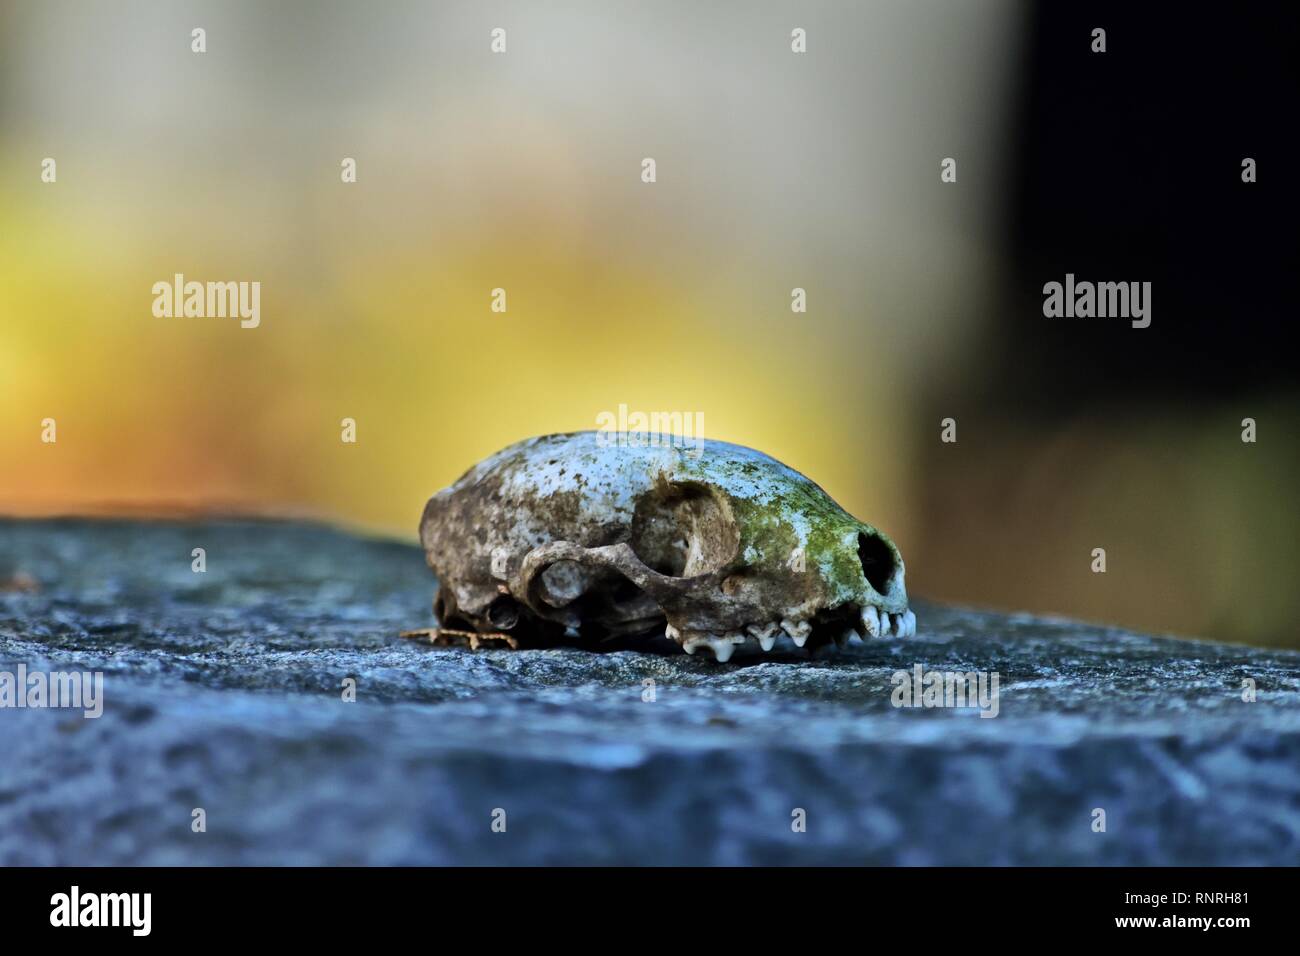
[860,605,881,637]
[782,619,811,648]
[902,609,916,637]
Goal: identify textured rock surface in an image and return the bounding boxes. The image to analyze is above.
[1,518,1297,865]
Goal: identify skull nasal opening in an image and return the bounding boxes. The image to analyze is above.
[857,532,896,593]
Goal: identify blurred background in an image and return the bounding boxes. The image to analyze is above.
[1,1,1296,647]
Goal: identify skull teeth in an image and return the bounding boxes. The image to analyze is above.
[673,610,915,661]
[858,605,915,638]
[710,636,745,662]
[900,609,917,637]
[682,632,745,662]
[747,622,779,651]
[781,619,812,648]
[859,605,881,638]
[677,623,806,659]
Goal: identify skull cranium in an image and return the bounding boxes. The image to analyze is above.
[418,432,913,661]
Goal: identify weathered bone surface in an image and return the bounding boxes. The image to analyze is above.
[419,432,912,660]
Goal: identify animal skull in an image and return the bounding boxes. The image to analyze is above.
[418,432,913,661]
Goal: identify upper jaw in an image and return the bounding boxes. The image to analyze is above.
[857,603,916,638]
[666,599,916,662]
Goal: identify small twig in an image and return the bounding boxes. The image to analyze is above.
[399,627,519,650]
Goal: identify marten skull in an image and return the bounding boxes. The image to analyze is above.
[419,432,913,661]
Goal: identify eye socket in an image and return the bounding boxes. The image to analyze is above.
[629,481,738,577]
[857,532,896,593]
